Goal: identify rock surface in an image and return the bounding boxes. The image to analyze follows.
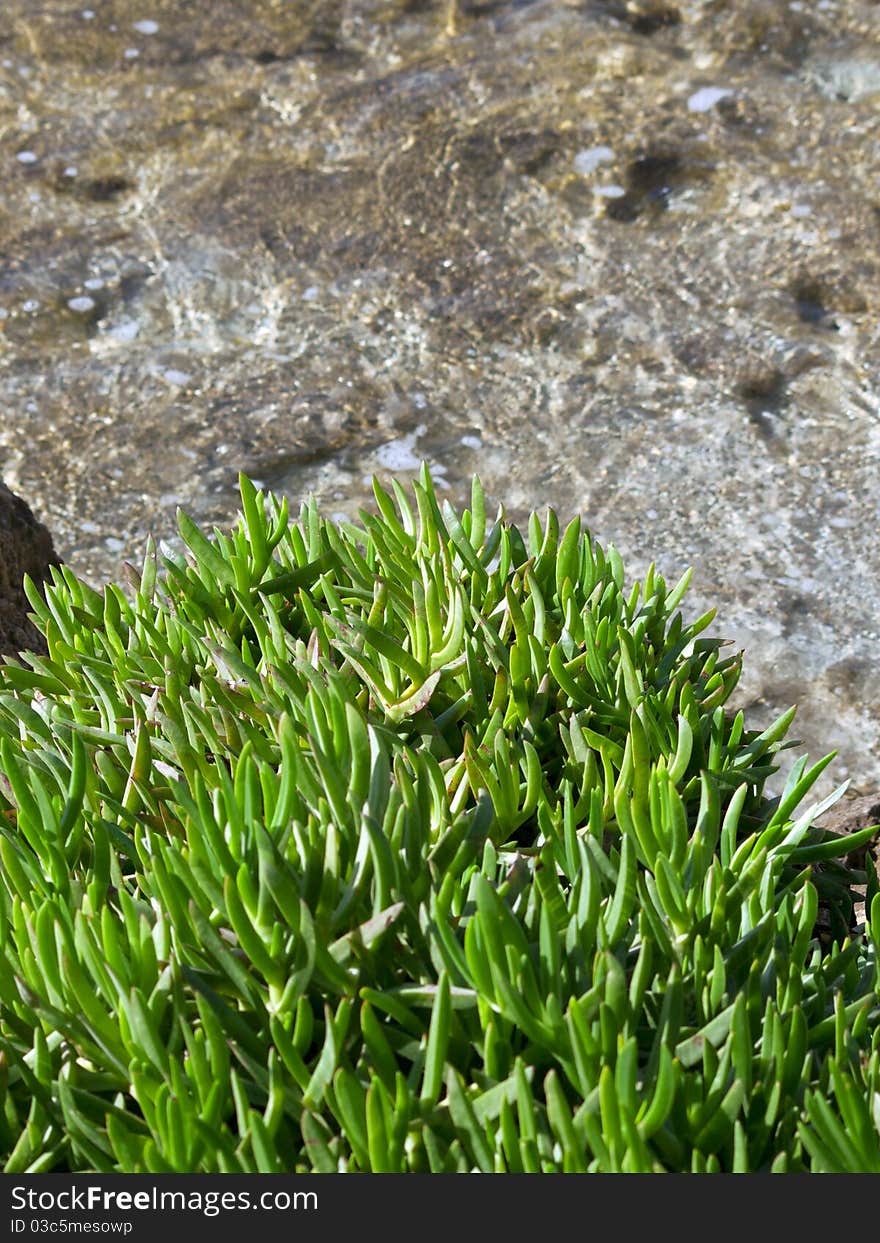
[0,0,879,795]
[818,793,880,842]
[0,482,60,658]
[816,792,880,934]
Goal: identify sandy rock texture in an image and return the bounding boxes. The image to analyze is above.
[0,0,878,794]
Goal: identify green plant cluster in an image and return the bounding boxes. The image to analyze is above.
[0,468,878,1173]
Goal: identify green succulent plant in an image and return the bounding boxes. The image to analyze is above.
[0,466,877,1173]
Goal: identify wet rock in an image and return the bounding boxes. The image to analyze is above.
[0,482,61,658]
[1,0,880,797]
[804,56,880,103]
[625,4,682,37]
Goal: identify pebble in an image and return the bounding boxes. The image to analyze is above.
[687,87,732,113]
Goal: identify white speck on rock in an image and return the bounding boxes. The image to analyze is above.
[687,87,732,113]
[68,295,96,313]
[573,146,614,176]
[16,151,38,164]
[109,318,140,341]
[595,184,626,198]
[375,425,426,472]
[133,19,159,34]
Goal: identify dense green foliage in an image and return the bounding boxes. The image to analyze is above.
[0,468,878,1173]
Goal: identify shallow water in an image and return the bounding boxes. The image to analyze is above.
[1,0,879,797]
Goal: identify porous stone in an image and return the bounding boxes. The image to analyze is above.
[818,793,880,843]
[0,482,60,658]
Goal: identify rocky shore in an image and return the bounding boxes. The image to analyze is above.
[1,0,878,796]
